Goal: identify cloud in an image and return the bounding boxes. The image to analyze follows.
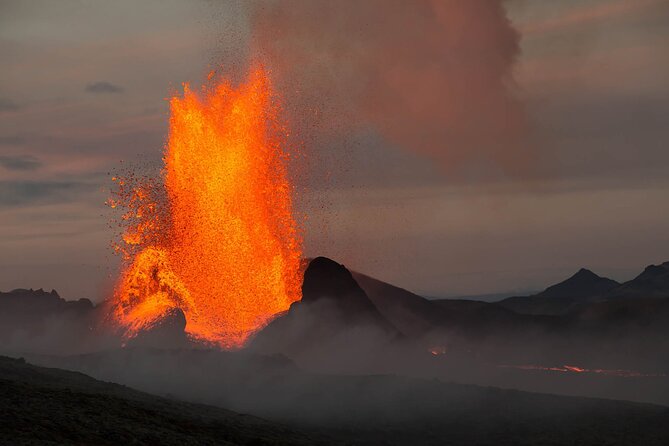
[518,0,666,36]
[85,81,124,94]
[0,98,20,112]
[250,0,531,173]
[0,180,93,208]
[0,155,42,171]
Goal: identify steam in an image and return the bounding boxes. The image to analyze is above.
[250,0,530,171]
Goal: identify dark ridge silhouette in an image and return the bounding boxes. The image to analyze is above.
[353,271,524,338]
[352,271,440,336]
[498,262,669,315]
[609,261,669,299]
[289,260,669,355]
[499,269,620,315]
[0,288,96,355]
[542,269,620,299]
[0,288,93,311]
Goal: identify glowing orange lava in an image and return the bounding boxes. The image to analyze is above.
[109,67,302,348]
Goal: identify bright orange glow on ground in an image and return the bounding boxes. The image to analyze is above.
[109,67,302,348]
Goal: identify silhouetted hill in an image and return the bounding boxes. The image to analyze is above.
[352,271,442,336]
[354,266,669,343]
[353,271,526,339]
[0,355,327,445]
[353,273,524,335]
[0,288,98,354]
[543,269,619,299]
[499,263,669,315]
[608,261,669,299]
[498,268,620,315]
[0,288,93,310]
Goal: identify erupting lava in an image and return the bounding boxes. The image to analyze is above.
[108,67,302,348]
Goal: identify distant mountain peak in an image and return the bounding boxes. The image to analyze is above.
[574,268,597,277]
[540,268,619,299]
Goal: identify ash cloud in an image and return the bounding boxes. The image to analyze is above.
[0,180,92,208]
[0,155,42,171]
[85,81,124,94]
[250,0,531,173]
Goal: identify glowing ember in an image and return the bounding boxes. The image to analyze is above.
[108,66,302,348]
[428,345,447,356]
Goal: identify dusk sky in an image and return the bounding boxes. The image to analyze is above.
[1,0,668,301]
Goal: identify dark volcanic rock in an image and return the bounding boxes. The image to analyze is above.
[128,308,190,349]
[301,257,395,329]
[249,257,400,369]
[302,257,370,304]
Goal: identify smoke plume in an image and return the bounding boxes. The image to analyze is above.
[251,0,530,171]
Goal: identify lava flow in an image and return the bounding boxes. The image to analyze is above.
[108,66,302,349]
[497,364,667,378]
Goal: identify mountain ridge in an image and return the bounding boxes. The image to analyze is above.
[498,262,669,315]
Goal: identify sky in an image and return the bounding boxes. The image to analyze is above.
[1,0,668,301]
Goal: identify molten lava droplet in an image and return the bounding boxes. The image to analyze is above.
[109,67,302,348]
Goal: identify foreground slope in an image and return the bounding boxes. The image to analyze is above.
[24,348,669,446]
[0,355,328,446]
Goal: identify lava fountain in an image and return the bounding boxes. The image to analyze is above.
[108,67,302,348]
